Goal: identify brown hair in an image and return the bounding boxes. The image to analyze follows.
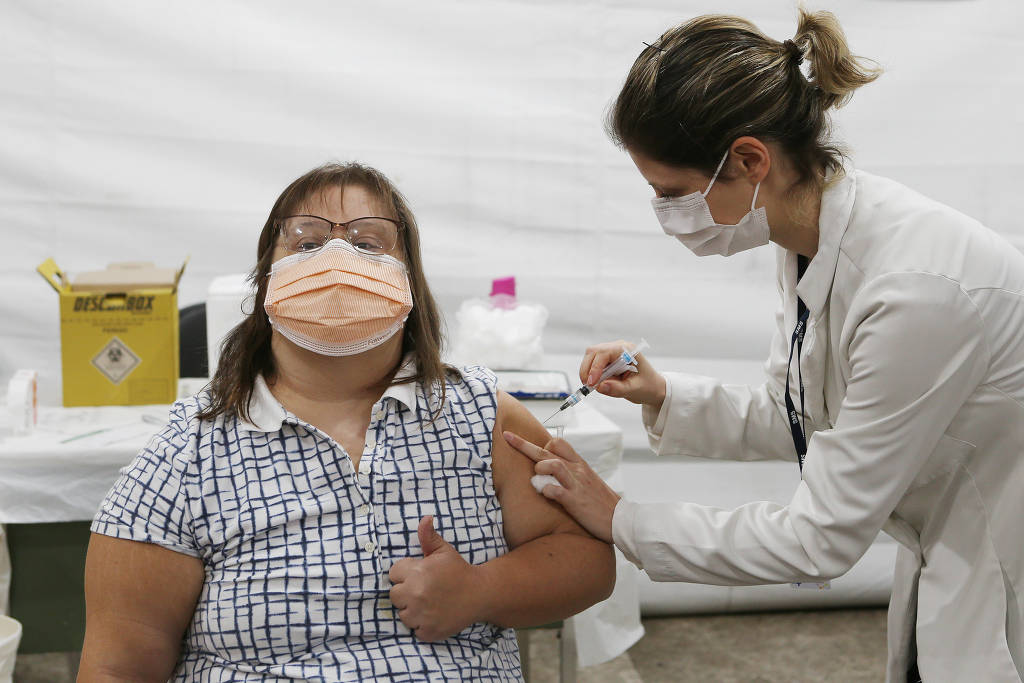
[608,7,881,184]
[198,162,455,424]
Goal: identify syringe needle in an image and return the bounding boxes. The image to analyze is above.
[542,408,562,425]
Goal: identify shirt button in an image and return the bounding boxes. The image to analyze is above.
[374,409,385,421]
[358,504,370,516]
[365,436,377,451]
[363,540,376,553]
[358,460,371,475]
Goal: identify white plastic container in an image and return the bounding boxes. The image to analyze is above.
[0,615,21,683]
[5,370,37,436]
[206,273,254,377]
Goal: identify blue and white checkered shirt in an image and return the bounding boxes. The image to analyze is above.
[92,363,522,682]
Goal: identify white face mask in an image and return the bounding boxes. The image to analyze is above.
[651,150,770,257]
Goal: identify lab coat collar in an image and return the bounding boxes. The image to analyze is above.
[795,163,857,318]
[237,355,419,433]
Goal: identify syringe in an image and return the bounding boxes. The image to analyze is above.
[543,339,650,424]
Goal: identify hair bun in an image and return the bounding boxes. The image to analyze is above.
[783,39,803,65]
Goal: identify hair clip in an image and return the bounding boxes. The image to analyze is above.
[643,41,665,54]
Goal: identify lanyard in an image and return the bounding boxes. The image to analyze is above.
[784,255,809,471]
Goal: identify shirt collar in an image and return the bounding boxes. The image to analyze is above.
[795,163,857,317]
[382,356,419,412]
[237,355,420,433]
[237,374,288,432]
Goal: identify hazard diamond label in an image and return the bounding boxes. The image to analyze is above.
[91,337,141,384]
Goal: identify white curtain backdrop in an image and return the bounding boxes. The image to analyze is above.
[2,0,1022,404]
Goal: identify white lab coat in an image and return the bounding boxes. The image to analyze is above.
[612,168,1024,682]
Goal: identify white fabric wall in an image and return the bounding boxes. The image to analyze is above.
[2,0,1022,403]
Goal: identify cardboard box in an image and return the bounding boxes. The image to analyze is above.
[37,259,186,406]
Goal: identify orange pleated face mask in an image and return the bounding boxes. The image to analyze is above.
[264,239,413,356]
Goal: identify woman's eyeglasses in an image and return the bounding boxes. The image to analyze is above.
[277,215,402,255]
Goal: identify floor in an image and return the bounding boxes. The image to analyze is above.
[13,608,887,682]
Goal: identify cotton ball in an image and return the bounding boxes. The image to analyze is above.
[531,474,561,494]
[451,298,548,369]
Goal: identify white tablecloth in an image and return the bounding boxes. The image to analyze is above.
[0,404,171,523]
[0,392,642,666]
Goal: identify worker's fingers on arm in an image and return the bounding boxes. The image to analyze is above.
[542,437,584,463]
[540,481,570,504]
[502,431,556,463]
[506,432,581,464]
[535,458,576,488]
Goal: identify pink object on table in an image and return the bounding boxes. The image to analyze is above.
[489,276,517,309]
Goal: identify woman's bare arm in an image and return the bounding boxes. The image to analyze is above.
[389,391,615,639]
[479,390,616,625]
[78,534,204,682]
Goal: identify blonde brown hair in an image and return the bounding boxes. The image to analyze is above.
[608,7,881,183]
[199,162,455,424]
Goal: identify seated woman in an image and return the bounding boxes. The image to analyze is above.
[77,162,615,682]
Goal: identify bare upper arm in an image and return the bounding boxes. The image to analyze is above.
[491,390,595,549]
[79,533,204,682]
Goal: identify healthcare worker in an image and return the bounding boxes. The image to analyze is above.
[503,9,1024,683]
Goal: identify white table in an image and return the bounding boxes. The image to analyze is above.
[0,404,171,523]
[0,392,643,667]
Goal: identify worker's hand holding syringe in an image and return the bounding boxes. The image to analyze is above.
[579,339,668,409]
[543,339,660,424]
[507,337,669,543]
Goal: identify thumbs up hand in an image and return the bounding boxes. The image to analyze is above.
[416,514,448,557]
[388,516,481,642]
